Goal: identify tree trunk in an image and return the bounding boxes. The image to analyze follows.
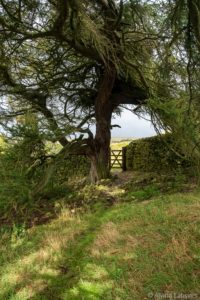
[90,116,112,182]
[90,67,116,182]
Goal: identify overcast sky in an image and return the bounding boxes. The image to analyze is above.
[110,110,157,138]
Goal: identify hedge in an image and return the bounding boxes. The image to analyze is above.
[126,134,190,172]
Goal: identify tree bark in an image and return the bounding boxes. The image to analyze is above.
[90,66,116,182]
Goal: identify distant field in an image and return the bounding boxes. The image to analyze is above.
[0,137,6,147]
[0,136,134,152]
[111,137,135,143]
[111,138,134,150]
[46,138,134,152]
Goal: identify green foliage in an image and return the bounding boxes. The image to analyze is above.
[0,0,200,182]
[122,170,194,205]
[126,134,191,173]
[147,97,200,174]
[0,121,90,221]
[127,185,161,201]
[52,154,90,184]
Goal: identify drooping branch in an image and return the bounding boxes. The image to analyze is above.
[0,64,69,146]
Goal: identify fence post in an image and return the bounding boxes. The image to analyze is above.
[122,147,127,171]
[109,147,111,170]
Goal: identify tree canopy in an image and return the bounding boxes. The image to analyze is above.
[0,0,200,181]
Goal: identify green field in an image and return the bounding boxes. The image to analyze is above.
[111,138,134,150]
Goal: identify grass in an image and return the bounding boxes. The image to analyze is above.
[1,187,200,299]
[0,138,199,299]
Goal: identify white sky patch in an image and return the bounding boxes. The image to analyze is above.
[111,110,157,138]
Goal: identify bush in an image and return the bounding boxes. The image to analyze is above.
[0,130,90,220]
[126,134,191,173]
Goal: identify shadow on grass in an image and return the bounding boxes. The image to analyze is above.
[1,193,200,300]
[30,210,112,299]
[0,185,77,229]
[0,208,117,300]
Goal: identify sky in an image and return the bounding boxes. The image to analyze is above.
[110,110,157,138]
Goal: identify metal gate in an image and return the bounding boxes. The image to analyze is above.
[110,147,127,171]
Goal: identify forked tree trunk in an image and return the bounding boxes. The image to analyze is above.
[90,67,116,183]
